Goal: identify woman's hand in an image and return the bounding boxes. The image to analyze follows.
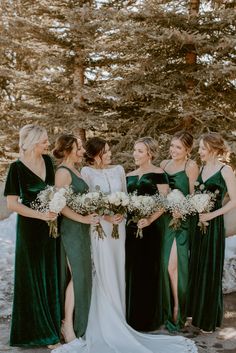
[82,213,99,225]
[172,210,182,219]
[199,212,215,223]
[39,211,58,222]
[137,217,151,229]
[103,214,124,224]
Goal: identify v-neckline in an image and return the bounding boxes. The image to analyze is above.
[165,169,185,177]
[18,156,47,183]
[58,165,83,182]
[200,169,222,184]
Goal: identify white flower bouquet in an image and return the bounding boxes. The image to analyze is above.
[31,185,72,238]
[67,186,107,239]
[187,181,219,234]
[127,193,164,238]
[103,191,129,238]
[165,189,195,230]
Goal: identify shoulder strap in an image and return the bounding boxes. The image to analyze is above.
[219,164,226,172]
[57,165,73,177]
[163,160,171,171]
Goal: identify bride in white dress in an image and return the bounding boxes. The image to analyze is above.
[53,136,197,353]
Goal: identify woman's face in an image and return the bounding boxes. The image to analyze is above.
[169,138,188,161]
[133,142,150,166]
[198,139,211,162]
[35,132,50,155]
[69,139,85,164]
[100,143,111,167]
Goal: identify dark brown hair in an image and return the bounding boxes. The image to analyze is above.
[172,130,194,150]
[53,134,78,159]
[84,137,107,165]
[201,132,229,157]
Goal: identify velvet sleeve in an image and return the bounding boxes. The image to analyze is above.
[4,162,20,196]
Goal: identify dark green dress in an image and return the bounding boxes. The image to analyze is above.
[4,155,61,347]
[59,166,92,338]
[162,168,190,332]
[187,166,227,331]
[125,172,168,331]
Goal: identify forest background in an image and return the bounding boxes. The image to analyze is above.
[1,0,236,179]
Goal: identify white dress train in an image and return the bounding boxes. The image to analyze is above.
[79,165,197,353]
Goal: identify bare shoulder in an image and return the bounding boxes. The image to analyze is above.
[151,166,165,174]
[126,169,138,177]
[186,159,199,171]
[160,159,169,169]
[221,164,235,177]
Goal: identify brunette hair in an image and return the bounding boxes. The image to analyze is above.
[172,130,194,151]
[19,124,47,154]
[135,137,158,160]
[84,137,107,165]
[201,132,229,157]
[53,133,78,159]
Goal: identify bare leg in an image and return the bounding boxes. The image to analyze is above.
[168,239,178,323]
[61,260,76,343]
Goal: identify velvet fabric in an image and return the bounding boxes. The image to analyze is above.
[187,167,227,331]
[161,170,190,332]
[58,166,92,338]
[125,172,168,331]
[4,155,61,347]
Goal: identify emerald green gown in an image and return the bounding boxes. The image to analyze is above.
[4,155,61,347]
[162,168,190,332]
[125,172,168,331]
[187,166,227,331]
[59,166,92,338]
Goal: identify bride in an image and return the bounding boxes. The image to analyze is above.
[53,136,197,353]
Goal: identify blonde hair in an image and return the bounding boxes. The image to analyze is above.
[201,132,229,158]
[19,124,47,153]
[135,137,158,160]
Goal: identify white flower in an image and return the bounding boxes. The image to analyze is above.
[49,192,67,213]
[189,194,211,213]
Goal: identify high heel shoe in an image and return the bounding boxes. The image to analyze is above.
[61,320,76,343]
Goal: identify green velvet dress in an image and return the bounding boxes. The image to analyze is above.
[59,166,92,338]
[162,169,190,332]
[125,172,168,331]
[4,155,61,347]
[187,166,227,332]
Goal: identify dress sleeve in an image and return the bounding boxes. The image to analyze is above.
[81,167,91,189]
[118,165,127,193]
[4,162,21,196]
[155,172,169,185]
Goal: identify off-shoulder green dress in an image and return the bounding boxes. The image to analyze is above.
[4,155,61,347]
[125,172,168,331]
[162,167,190,332]
[187,166,227,331]
[59,166,92,338]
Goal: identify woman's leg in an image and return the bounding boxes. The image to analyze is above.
[168,238,178,323]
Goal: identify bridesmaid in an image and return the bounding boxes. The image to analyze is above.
[53,134,98,346]
[126,137,169,331]
[188,132,236,332]
[160,131,198,331]
[4,124,61,347]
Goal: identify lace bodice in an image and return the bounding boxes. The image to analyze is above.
[81,165,127,194]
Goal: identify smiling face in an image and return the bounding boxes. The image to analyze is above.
[67,139,85,164]
[34,132,50,155]
[169,138,189,161]
[198,139,212,162]
[133,142,151,167]
[94,143,111,168]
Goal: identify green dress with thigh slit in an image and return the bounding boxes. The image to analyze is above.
[4,155,61,347]
[162,169,190,331]
[58,166,92,338]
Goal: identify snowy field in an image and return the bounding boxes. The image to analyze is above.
[0,213,236,319]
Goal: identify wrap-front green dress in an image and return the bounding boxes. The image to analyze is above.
[162,167,190,331]
[187,166,227,331]
[59,166,92,338]
[4,155,61,347]
[125,172,168,331]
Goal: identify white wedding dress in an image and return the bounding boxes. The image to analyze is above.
[79,165,197,353]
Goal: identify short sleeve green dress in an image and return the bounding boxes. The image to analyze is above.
[59,166,92,338]
[4,155,61,347]
[125,172,168,331]
[187,166,227,332]
[161,168,190,332]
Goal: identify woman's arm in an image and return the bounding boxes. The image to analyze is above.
[186,160,199,194]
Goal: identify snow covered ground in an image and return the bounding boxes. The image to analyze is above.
[0,213,236,319]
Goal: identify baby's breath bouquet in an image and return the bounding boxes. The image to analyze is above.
[31,185,72,238]
[67,186,107,239]
[103,191,129,239]
[188,181,219,234]
[165,189,195,230]
[127,193,164,238]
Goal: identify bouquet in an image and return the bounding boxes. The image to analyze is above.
[31,185,71,237]
[67,186,107,239]
[103,191,129,238]
[127,193,164,238]
[165,189,195,230]
[187,181,219,234]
